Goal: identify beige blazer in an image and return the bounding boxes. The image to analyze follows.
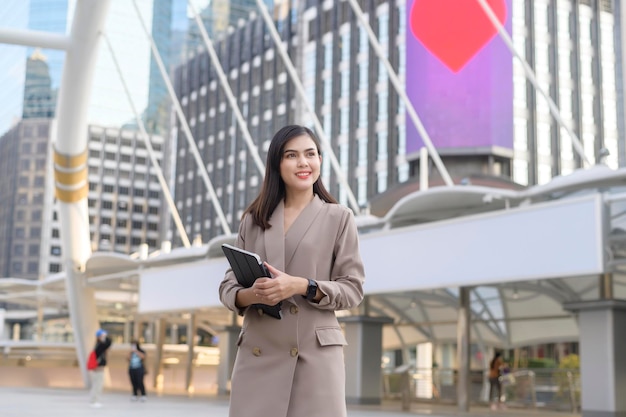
[219,195,365,417]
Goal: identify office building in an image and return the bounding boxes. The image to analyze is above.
[171,12,295,244]
[23,50,56,119]
[170,0,624,243]
[0,120,165,279]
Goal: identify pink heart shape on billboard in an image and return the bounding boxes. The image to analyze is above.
[410,0,507,72]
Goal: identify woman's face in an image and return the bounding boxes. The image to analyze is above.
[279,134,321,195]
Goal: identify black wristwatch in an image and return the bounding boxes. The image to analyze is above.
[304,279,318,301]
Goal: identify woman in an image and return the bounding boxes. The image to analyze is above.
[89,329,111,408]
[127,339,147,402]
[489,351,505,410]
[219,125,365,417]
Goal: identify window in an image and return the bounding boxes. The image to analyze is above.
[29,244,39,256]
[34,176,44,187]
[50,246,61,256]
[132,221,143,230]
[102,201,113,210]
[30,228,41,238]
[15,228,25,238]
[13,262,23,273]
[16,211,25,221]
[52,229,59,238]
[133,189,145,197]
[119,186,129,195]
[49,264,61,273]
[133,204,143,213]
[101,217,111,225]
[27,262,38,274]
[148,206,159,215]
[103,184,115,193]
[148,222,158,231]
[117,219,127,227]
[115,235,127,244]
[14,245,24,256]
[32,211,41,221]
[131,237,142,246]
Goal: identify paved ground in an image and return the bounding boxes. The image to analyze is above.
[0,387,580,417]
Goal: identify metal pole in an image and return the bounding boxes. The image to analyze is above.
[102,33,191,248]
[187,0,266,176]
[0,27,70,50]
[344,0,454,187]
[130,0,231,235]
[185,313,197,394]
[420,147,429,191]
[253,0,361,214]
[457,287,471,411]
[475,0,591,167]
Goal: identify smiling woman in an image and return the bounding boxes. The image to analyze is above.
[219,125,365,417]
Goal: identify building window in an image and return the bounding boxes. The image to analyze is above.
[50,246,61,256]
[27,262,38,273]
[14,245,24,256]
[13,262,23,273]
[29,244,39,256]
[49,264,61,273]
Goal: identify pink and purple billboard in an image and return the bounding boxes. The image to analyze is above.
[405,0,513,155]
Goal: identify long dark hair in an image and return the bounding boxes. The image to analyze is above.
[246,125,337,229]
[132,339,145,354]
[490,351,502,369]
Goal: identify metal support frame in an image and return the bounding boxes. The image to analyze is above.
[102,33,191,248]
[254,0,361,214]
[54,0,113,387]
[131,0,231,235]
[345,0,454,187]
[476,0,591,167]
[187,0,266,177]
[457,287,471,411]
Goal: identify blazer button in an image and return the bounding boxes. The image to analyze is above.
[290,347,298,357]
[252,347,261,357]
[289,305,299,314]
[257,308,264,316]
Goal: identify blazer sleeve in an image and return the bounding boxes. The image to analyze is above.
[315,208,365,311]
[218,216,249,316]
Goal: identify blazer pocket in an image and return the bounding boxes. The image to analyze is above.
[315,327,348,347]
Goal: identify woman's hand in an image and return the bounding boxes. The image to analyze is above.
[251,263,308,306]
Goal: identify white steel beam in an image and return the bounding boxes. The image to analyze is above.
[345,0,454,187]
[0,27,70,50]
[54,0,112,387]
[254,0,362,214]
[131,0,232,235]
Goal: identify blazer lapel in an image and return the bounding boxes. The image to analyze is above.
[284,195,324,268]
[264,199,285,272]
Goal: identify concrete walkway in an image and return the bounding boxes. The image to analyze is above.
[0,387,580,417]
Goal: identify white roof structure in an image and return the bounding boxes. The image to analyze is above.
[2,164,625,350]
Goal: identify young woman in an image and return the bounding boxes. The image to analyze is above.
[89,329,112,408]
[127,339,147,402]
[489,351,505,410]
[219,125,365,417]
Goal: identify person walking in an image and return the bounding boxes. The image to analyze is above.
[489,351,506,410]
[89,329,112,408]
[219,125,365,417]
[127,339,147,402]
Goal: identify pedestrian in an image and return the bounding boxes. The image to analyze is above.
[489,351,507,410]
[219,124,365,417]
[128,339,147,402]
[89,328,112,408]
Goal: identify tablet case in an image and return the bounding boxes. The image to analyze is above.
[221,244,282,319]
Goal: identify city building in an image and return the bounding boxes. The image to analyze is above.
[171,0,625,246]
[0,120,165,280]
[23,50,56,119]
[170,12,296,244]
[0,119,50,280]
